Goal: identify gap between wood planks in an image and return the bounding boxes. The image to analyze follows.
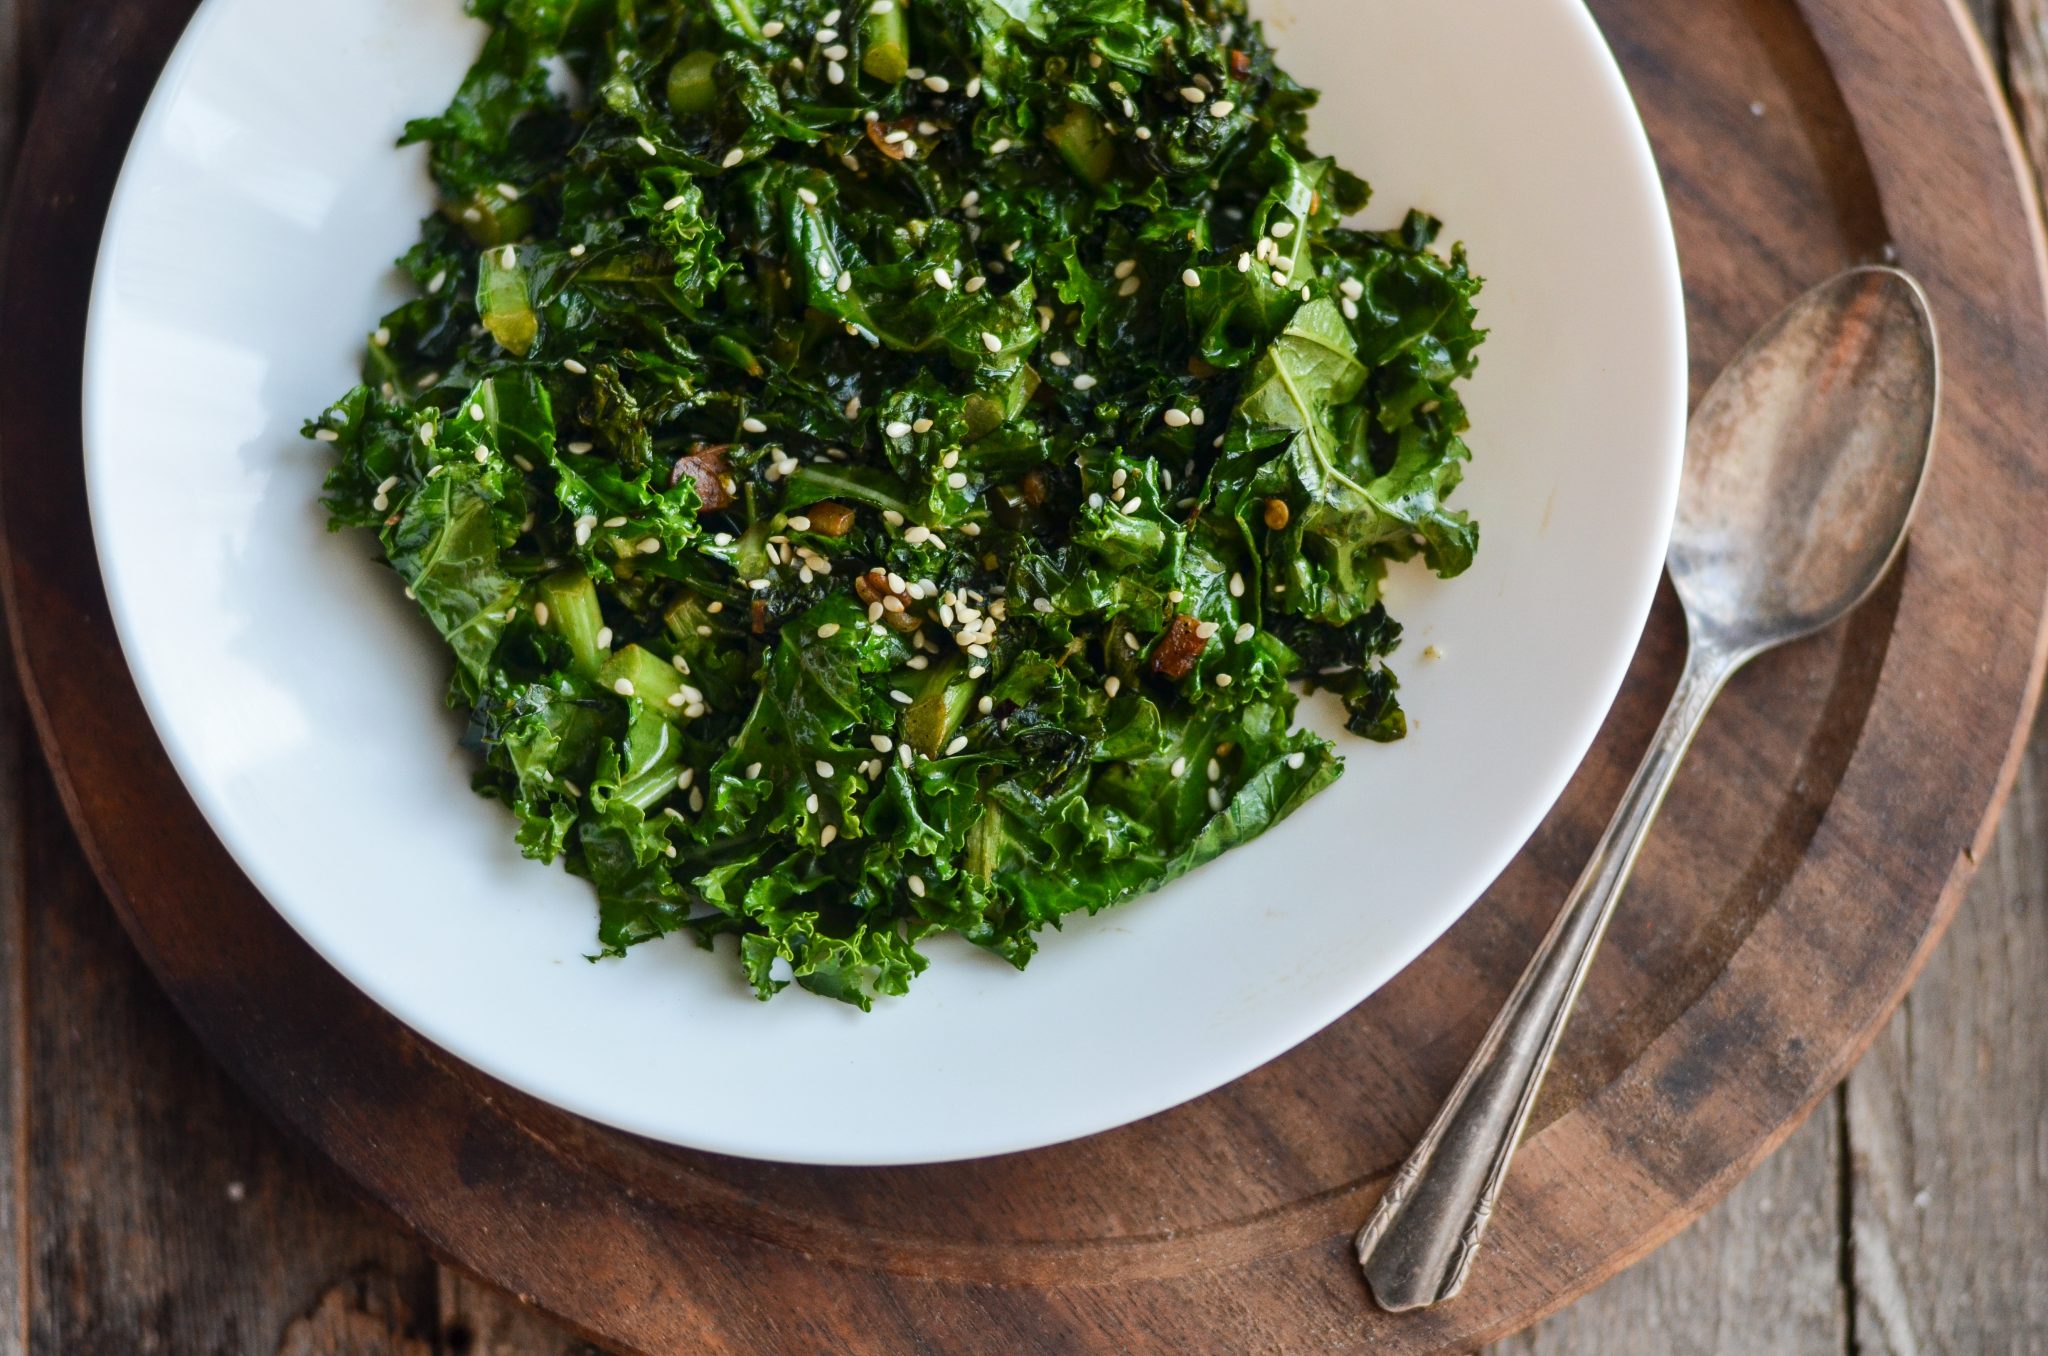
[3,1,2048,1353]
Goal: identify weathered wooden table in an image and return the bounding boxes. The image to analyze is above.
[3,2,2045,1352]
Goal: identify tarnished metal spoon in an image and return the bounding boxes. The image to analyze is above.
[1354,266,1940,1312]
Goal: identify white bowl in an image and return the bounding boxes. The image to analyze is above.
[83,0,1684,1164]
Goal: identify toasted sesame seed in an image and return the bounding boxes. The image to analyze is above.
[689,787,705,812]
[745,761,764,779]
[924,75,950,92]
[1118,276,1141,298]
[1215,673,1234,687]
[914,418,935,434]
[762,18,785,35]
[1179,86,1206,102]
[1073,374,1098,391]
[1104,676,1121,698]
[1163,409,1191,428]
[1113,259,1138,281]
[964,275,986,293]
[613,678,636,696]
[563,358,588,375]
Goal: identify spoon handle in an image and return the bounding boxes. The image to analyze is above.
[1355,639,1740,1311]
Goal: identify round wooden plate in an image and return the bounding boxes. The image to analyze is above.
[6,0,2046,1350]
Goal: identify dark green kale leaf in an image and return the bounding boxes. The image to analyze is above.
[312,0,1485,1007]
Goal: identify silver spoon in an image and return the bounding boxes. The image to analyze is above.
[1353,266,1940,1312]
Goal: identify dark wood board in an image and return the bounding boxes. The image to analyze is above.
[4,0,2047,1352]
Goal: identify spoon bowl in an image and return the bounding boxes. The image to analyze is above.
[1672,267,1939,656]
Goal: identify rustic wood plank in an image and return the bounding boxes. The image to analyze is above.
[1842,718,2048,1354]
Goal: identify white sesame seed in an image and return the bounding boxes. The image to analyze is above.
[947,472,969,489]
[637,537,662,554]
[1195,621,1220,639]
[689,787,705,812]
[372,326,392,347]
[636,136,659,156]
[1342,297,1360,320]
[823,7,841,20]
[1208,786,1224,812]
[883,130,909,145]
[1209,100,1236,117]
[789,516,812,532]
[1207,757,1222,782]
[1104,676,1121,698]
[569,244,587,258]
[1163,409,1191,428]
[1123,497,1144,514]
[667,692,687,709]
[426,270,448,295]
[1033,597,1054,613]
[817,27,839,41]
[814,759,834,779]
[823,43,849,61]
[903,524,932,544]
[871,733,894,753]
[797,187,819,206]
[745,761,764,779]
[594,625,613,649]
[827,60,845,84]
[886,420,912,438]
[662,193,688,212]
[741,417,768,434]
[1216,672,1234,687]
[1182,269,1202,288]
[762,19,785,35]
[1170,757,1188,778]
[870,0,892,12]
[1179,86,1206,102]
[989,137,1012,155]
[1229,572,1245,597]
[1073,374,1098,391]
[836,271,854,294]
[613,678,636,696]
[933,267,953,290]
[821,824,839,846]
[1339,277,1365,301]
[563,358,588,375]
[569,441,594,454]
[908,874,926,898]
[978,331,1002,355]
[945,735,968,756]
[750,578,771,590]
[1287,751,1307,770]
[1271,220,1296,239]
[890,689,914,704]
[602,515,628,528]
[533,601,550,632]
[1234,622,1255,643]
[1272,269,1290,287]
[1301,285,1312,301]
[314,428,340,443]
[914,418,935,434]
[1118,276,1141,298]
[924,75,950,92]
[1136,126,1152,140]
[677,768,696,791]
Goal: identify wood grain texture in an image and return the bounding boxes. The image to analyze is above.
[3,0,2048,1353]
